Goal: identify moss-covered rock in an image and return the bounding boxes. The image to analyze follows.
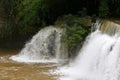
[55,14,91,58]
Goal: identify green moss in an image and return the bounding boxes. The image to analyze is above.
[56,14,91,57]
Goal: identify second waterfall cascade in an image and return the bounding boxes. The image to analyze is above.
[58,21,120,80]
[10,26,67,63]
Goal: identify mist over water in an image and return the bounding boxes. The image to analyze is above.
[58,21,120,80]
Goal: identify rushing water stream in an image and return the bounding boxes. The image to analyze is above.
[0,50,57,80]
[57,21,120,80]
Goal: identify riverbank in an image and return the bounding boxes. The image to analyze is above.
[0,49,58,80]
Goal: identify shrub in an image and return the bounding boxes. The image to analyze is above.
[56,14,91,57]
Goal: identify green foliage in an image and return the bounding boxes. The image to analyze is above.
[56,14,91,57]
[0,0,17,39]
[65,26,88,54]
[56,14,91,27]
[108,0,120,17]
[16,0,69,31]
[55,14,77,26]
[99,0,109,17]
[17,0,47,27]
[99,0,120,17]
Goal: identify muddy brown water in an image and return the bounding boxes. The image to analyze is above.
[0,50,58,80]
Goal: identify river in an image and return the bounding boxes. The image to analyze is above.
[0,50,57,80]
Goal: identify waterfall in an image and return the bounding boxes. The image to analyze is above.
[58,20,120,80]
[10,26,67,63]
[91,19,103,32]
[100,20,120,36]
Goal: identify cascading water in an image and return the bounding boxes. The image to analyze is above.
[58,20,120,80]
[10,26,66,63]
[100,20,120,36]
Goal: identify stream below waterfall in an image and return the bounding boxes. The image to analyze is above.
[0,50,58,80]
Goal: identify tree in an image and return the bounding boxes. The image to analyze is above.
[99,0,109,17]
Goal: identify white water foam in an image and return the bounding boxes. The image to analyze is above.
[58,26,120,80]
[10,26,63,63]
